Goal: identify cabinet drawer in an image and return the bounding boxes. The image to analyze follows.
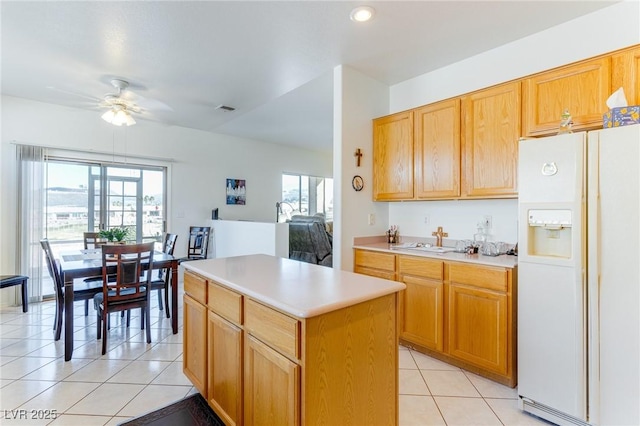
[184,271,207,304]
[449,263,508,292]
[354,250,396,272]
[208,281,243,325]
[399,256,443,280]
[245,299,300,361]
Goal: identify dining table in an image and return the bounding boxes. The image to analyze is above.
[58,248,179,361]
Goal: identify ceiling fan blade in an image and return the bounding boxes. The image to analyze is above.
[46,86,101,103]
[121,90,173,112]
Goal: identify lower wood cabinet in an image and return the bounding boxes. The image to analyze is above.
[244,334,300,426]
[184,269,399,425]
[208,311,243,426]
[354,248,517,387]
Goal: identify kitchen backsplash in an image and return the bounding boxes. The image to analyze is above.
[388,198,518,244]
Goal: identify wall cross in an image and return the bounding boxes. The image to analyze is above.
[354,148,363,167]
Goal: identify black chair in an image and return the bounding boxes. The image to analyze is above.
[40,239,103,341]
[180,226,211,262]
[94,242,155,355]
[0,275,29,312]
[149,233,177,317]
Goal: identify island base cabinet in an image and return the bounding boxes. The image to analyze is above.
[183,294,208,397]
[303,293,398,426]
[208,311,243,426]
[244,334,300,426]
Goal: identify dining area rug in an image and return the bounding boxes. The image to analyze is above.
[119,394,224,426]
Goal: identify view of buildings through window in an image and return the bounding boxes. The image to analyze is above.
[43,159,166,296]
[280,173,333,221]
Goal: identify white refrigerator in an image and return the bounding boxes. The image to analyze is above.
[517,125,640,426]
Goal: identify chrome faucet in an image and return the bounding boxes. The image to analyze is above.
[432,226,448,247]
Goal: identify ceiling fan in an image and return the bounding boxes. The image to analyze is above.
[99,79,142,126]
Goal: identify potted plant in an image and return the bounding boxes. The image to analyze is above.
[99,226,132,243]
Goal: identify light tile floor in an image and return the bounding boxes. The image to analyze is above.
[0,283,551,426]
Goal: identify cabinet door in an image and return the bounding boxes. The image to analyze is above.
[183,294,208,396]
[208,311,243,426]
[244,335,300,426]
[462,82,520,197]
[611,45,640,106]
[447,284,508,376]
[373,111,414,200]
[414,99,461,198]
[399,275,444,351]
[354,249,396,281]
[523,57,611,135]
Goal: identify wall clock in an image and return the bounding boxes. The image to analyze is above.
[352,175,364,191]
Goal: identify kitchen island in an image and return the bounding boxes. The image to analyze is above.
[182,254,405,426]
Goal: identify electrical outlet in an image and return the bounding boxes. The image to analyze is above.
[483,215,493,230]
[424,215,430,225]
[368,213,375,226]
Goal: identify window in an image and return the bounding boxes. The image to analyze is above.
[280,173,333,222]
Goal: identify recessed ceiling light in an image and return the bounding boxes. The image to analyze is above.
[350,6,375,22]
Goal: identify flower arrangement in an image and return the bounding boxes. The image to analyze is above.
[99,226,132,243]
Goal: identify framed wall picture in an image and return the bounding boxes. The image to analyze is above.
[226,179,246,205]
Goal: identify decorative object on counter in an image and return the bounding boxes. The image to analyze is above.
[226,178,246,205]
[473,223,487,245]
[352,175,364,191]
[354,148,363,166]
[432,226,448,247]
[558,108,573,134]
[455,239,478,254]
[386,225,398,244]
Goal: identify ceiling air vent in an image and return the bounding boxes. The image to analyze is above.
[216,105,236,112]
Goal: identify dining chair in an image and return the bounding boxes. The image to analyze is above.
[149,233,178,318]
[80,231,109,316]
[180,226,211,262]
[40,239,103,341]
[94,242,155,355]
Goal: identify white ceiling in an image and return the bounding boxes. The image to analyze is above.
[1,1,618,152]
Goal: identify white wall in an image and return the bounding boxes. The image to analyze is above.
[377,1,640,245]
[1,96,332,277]
[334,66,390,270]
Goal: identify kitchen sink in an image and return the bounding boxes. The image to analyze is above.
[391,243,455,254]
[405,246,455,253]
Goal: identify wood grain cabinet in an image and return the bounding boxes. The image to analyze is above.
[611,45,640,106]
[184,269,399,425]
[462,81,521,198]
[446,263,517,387]
[354,249,396,280]
[373,110,414,200]
[183,272,208,397]
[414,99,461,199]
[398,256,444,352]
[353,249,517,387]
[523,57,611,136]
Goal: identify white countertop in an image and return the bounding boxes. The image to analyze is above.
[354,242,518,269]
[182,254,406,318]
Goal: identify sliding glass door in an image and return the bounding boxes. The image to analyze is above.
[43,159,166,297]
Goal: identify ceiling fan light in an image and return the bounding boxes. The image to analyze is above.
[124,112,136,126]
[101,109,116,123]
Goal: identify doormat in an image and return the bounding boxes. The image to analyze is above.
[119,393,224,426]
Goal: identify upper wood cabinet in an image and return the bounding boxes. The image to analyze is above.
[414,99,461,199]
[611,45,640,106]
[462,82,520,198]
[373,111,414,200]
[523,57,611,136]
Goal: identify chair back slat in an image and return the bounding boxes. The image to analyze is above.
[101,242,155,304]
[83,232,107,250]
